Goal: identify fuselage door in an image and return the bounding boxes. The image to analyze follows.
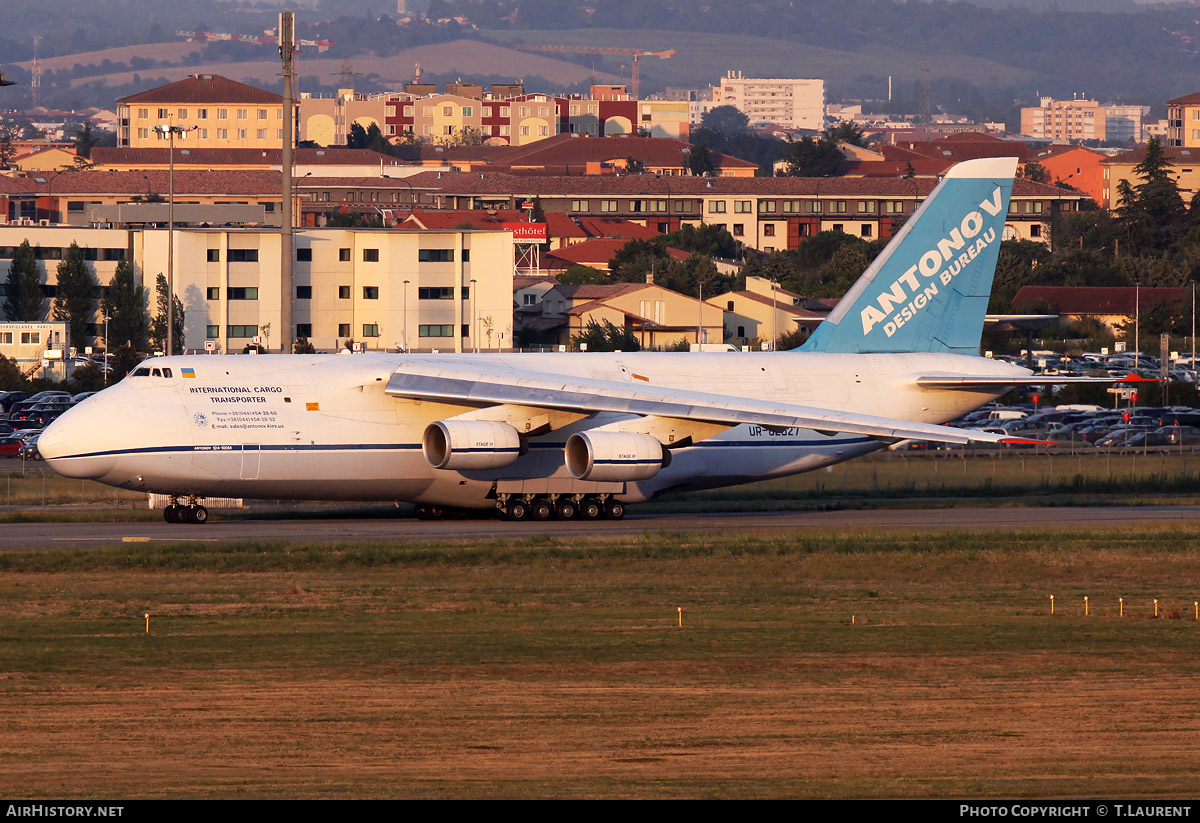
[240,444,261,479]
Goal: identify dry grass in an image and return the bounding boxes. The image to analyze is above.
[3,528,1200,798]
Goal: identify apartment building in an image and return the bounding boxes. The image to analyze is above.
[710,71,825,131]
[0,224,514,355]
[117,74,296,150]
[1020,96,1146,144]
[1167,92,1200,148]
[1102,144,1200,208]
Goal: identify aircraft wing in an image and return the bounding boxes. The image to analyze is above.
[385,361,1042,446]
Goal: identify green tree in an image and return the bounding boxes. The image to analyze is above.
[73,122,99,159]
[51,242,96,349]
[571,319,639,352]
[101,257,148,352]
[558,265,607,285]
[0,131,14,170]
[609,238,671,283]
[779,135,846,177]
[0,353,28,391]
[150,273,184,355]
[293,337,317,354]
[825,120,867,148]
[623,156,645,174]
[656,224,739,259]
[684,143,715,177]
[700,105,749,135]
[347,122,369,149]
[3,240,43,322]
[1019,162,1050,183]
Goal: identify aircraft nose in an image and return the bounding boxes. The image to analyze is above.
[40,407,117,479]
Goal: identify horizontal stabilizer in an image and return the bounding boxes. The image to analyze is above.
[915,372,1157,389]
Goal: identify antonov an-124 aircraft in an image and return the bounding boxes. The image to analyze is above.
[41,156,1071,524]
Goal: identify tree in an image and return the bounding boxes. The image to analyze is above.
[684,143,715,177]
[293,337,316,354]
[346,122,369,149]
[3,240,43,322]
[73,122,99,159]
[366,122,392,154]
[51,242,97,349]
[1019,162,1050,184]
[101,258,148,352]
[0,354,28,391]
[779,135,846,177]
[0,131,14,170]
[701,105,749,135]
[826,120,867,148]
[623,156,645,174]
[571,319,639,352]
[150,274,184,355]
[558,265,607,285]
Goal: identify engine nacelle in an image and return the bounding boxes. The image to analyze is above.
[565,431,667,482]
[423,420,522,470]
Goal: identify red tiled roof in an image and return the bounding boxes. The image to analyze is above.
[546,238,691,268]
[1013,286,1190,315]
[1168,92,1200,107]
[1103,145,1200,165]
[117,74,282,105]
[91,147,401,167]
[489,134,755,171]
[573,216,661,241]
[387,170,1070,198]
[0,168,281,195]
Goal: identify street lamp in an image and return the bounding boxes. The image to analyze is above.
[153,123,198,356]
[770,278,778,351]
[1134,280,1141,371]
[102,312,111,387]
[470,278,478,353]
[402,278,410,353]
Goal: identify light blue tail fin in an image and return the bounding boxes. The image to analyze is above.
[801,157,1017,355]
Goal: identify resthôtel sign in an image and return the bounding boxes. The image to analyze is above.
[504,222,548,242]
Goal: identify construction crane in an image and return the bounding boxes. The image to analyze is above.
[512,45,674,98]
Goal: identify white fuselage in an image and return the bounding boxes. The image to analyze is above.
[40,351,1021,509]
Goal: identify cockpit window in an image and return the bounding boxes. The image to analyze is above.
[132,368,151,377]
[162,368,173,378]
[151,368,162,377]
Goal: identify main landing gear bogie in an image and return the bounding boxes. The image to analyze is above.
[498,494,626,522]
[163,497,209,525]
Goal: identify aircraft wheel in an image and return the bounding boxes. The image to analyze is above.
[415,505,432,520]
[163,505,180,524]
[531,497,553,521]
[555,498,578,520]
[191,505,209,525]
[580,497,602,520]
[604,499,626,521]
[507,499,530,521]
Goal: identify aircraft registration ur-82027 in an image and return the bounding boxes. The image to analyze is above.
[40,156,1067,524]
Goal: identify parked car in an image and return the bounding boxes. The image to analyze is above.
[0,436,23,458]
[18,433,41,460]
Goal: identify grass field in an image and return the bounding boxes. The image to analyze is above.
[3,527,1200,798]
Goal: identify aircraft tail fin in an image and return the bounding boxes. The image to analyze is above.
[801,157,1018,355]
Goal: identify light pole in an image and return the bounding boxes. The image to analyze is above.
[153,123,197,356]
[1134,280,1140,371]
[102,312,111,387]
[770,278,778,351]
[402,278,410,353]
[470,278,478,353]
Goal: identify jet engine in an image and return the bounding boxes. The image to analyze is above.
[423,419,522,470]
[565,431,668,482]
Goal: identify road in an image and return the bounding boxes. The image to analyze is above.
[5,505,1199,550]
